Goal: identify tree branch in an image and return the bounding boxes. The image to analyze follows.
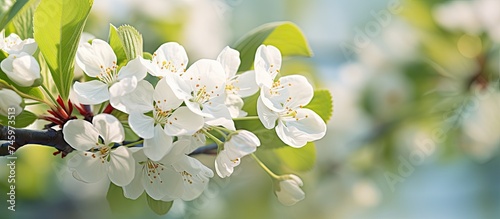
[0,125,74,156]
[189,143,217,155]
[0,124,218,157]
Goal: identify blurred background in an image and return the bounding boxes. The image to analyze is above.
[2,0,500,218]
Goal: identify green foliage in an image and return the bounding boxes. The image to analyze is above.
[3,0,38,39]
[305,90,333,122]
[147,195,173,215]
[233,21,313,72]
[116,25,143,61]
[106,183,147,216]
[0,110,37,128]
[255,142,316,173]
[108,24,131,66]
[0,0,29,30]
[33,0,94,100]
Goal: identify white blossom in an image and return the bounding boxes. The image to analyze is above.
[63,114,135,186]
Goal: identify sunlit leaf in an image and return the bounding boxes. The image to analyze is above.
[116,25,143,60]
[255,142,316,173]
[108,24,128,66]
[33,0,94,100]
[305,90,333,122]
[6,0,37,39]
[0,0,29,30]
[233,21,313,72]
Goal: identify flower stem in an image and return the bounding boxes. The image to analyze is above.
[97,102,107,114]
[232,116,259,121]
[122,139,144,147]
[41,84,58,106]
[251,153,280,179]
[211,127,228,139]
[211,126,236,134]
[202,129,224,146]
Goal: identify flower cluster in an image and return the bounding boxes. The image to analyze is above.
[43,38,325,205]
[0,27,326,204]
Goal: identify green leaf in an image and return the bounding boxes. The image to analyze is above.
[305,90,333,122]
[255,142,316,173]
[233,21,313,72]
[8,0,37,39]
[33,0,94,100]
[0,110,37,128]
[108,24,128,66]
[106,183,146,215]
[274,142,316,171]
[116,25,143,60]
[0,0,29,30]
[147,195,173,215]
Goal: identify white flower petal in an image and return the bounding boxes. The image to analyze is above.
[276,108,326,148]
[76,39,117,77]
[109,77,139,112]
[278,75,314,109]
[117,57,147,81]
[225,94,247,118]
[63,119,100,151]
[257,96,279,129]
[143,125,173,161]
[92,114,125,144]
[142,165,172,200]
[204,104,236,131]
[108,146,135,186]
[230,70,259,98]
[184,100,212,118]
[171,156,213,201]
[225,130,260,158]
[260,75,313,112]
[149,42,188,77]
[254,45,282,88]
[128,112,155,139]
[215,150,238,178]
[217,46,240,78]
[73,80,110,104]
[154,77,183,111]
[122,151,146,200]
[119,80,155,113]
[182,59,226,107]
[161,167,185,199]
[164,106,204,136]
[178,132,206,154]
[69,151,109,183]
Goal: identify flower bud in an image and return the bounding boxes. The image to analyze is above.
[0,89,23,116]
[215,130,260,178]
[275,174,305,206]
[1,52,41,87]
